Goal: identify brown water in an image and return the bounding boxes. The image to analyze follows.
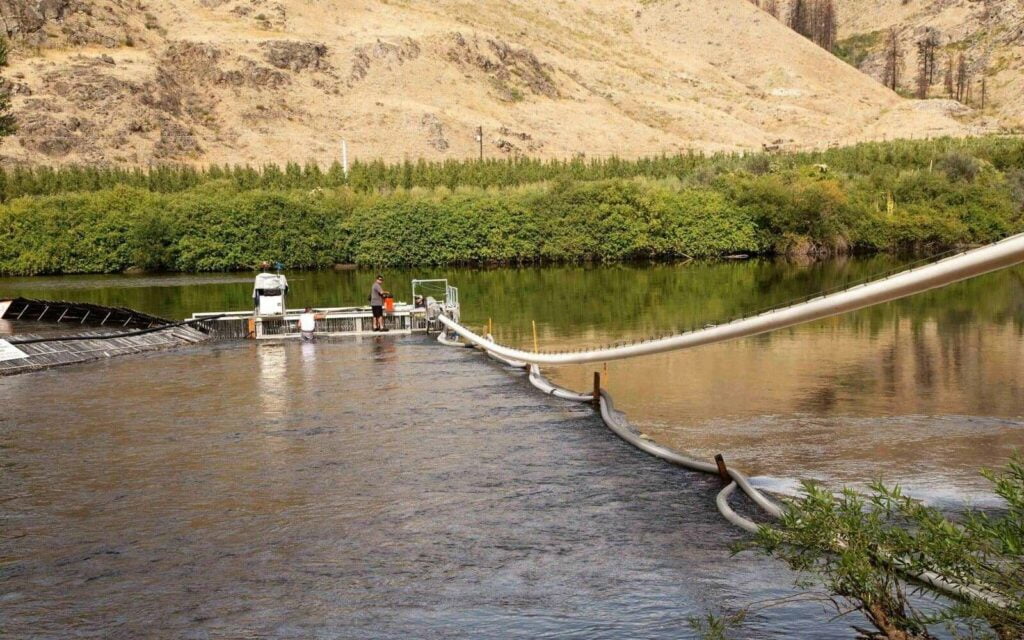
[2,258,1023,637]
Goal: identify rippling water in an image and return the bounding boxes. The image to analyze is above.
[2,338,854,638]
[2,259,1023,637]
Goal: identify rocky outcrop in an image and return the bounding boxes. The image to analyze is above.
[0,0,71,39]
[420,113,449,151]
[260,40,330,72]
[160,41,291,90]
[446,33,560,100]
[0,0,148,48]
[16,112,86,157]
[496,126,543,153]
[349,38,421,85]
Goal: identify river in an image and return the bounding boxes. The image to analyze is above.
[2,257,1022,638]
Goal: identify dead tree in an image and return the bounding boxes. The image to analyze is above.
[944,53,955,97]
[915,30,940,98]
[787,0,837,52]
[814,0,838,52]
[955,53,970,102]
[788,0,810,37]
[882,28,904,92]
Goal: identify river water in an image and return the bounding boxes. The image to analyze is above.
[2,258,1022,638]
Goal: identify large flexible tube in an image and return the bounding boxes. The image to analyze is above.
[439,232,1024,364]
[438,320,1009,608]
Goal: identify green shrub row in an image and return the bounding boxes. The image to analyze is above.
[1,136,1022,201]
[1,154,1021,275]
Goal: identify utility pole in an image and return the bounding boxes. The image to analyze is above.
[341,140,349,179]
[476,126,483,162]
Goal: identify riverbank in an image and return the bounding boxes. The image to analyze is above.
[1,137,1021,275]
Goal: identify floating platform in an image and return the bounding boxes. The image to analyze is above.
[190,278,459,340]
[190,305,428,340]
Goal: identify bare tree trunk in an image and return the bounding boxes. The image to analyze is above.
[944,54,954,97]
[883,28,904,92]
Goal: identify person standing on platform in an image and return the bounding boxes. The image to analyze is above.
[369,275,390,332]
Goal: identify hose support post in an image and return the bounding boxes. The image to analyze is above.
[592,371,601,406]
[715,454,730,482]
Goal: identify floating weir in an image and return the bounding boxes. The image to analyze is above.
[0,298,210,376]
[0,278,460,374]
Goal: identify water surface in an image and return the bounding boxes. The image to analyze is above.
[2,258,1023,637]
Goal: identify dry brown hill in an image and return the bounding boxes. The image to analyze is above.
[833,0,1024,131]
[0,0,979,167]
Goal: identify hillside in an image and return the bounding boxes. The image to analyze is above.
[0,0,977,167]
[833,0,1024,130]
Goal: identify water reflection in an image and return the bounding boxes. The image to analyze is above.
[257,344,289,417]
[2,259,1022,500]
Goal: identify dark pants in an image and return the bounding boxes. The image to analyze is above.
[371,306,384,318]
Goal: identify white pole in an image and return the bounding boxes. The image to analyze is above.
[341,140,349,178]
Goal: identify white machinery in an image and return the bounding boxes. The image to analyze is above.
[412,279,460,331]
[253,273,289,316]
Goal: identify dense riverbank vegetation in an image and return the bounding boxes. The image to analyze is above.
[1,136,1022,275]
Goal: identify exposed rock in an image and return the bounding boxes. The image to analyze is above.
[0,0,71,39]
[0,77,31,96]
[16,112,85,157]
[220,59,291,89]
[260,40,329,72]
[43,64,139,108]
[349,38,421,85]
[447,33,560,100]
[160,41,290,90]
[420,113,449,151]
[493,139,519,154]
[0,0,147,48]
[497,126,543,152]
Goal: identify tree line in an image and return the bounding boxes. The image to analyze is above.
[0,136,1022,203]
